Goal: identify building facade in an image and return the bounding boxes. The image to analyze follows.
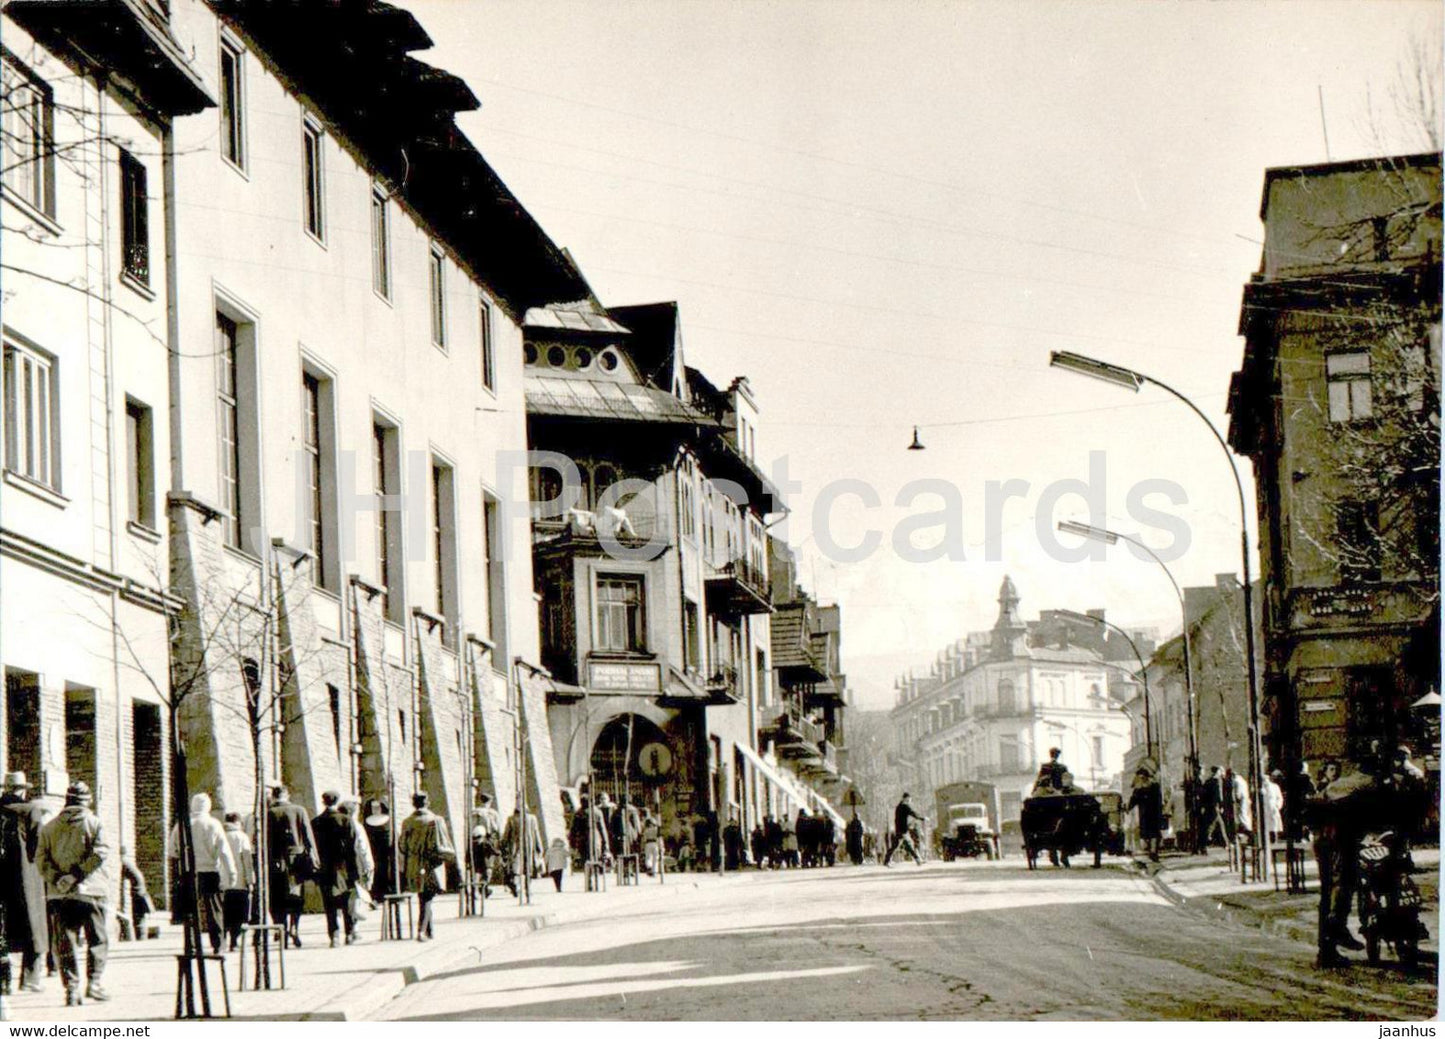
[2,0,212,899]
[1228,153,1441,774]
[1139,575,1255,823]
[890,577,1133,825]
[526,296,820,849]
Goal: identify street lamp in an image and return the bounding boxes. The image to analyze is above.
[1049,349,1267,877]
[1059,519,1201,851]
[1053,608,1155,762]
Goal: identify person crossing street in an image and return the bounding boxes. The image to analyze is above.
[884,793,926,866]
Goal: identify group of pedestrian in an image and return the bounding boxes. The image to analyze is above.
[747,807,840,869]
[567,792,663,879]
[0,774,112,1006]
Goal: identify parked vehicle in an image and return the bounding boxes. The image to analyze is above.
[938,802,1000,860]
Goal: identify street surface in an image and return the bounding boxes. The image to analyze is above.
[378,860,1438,1021]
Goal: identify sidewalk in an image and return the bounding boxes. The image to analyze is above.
[1144,845,1440,952]
[1,870,744,1022]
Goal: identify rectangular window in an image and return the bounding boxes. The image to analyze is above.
[216,313,242,547]
[479,298,495,391]
[301,371,338,590]
[678,472,695,538]
[302,118,325,241]
[482,494,507,660]
[373,420,401,621]
[429,246,446,347]
[2,339,58,489]
[219,38,246,170]
[1336,499,1382,584]
[431,460,457,645]
[119,149,149,286]
[682,599,700,671]
[371,187,391,299]
[2,51,54,216]
[1326,351,1373,422]
[125,398,154,528]
[595,575,645,653]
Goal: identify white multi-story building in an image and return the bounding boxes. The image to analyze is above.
[2,0,212,892]
[154,0,591,845]
[891,577,1133,824]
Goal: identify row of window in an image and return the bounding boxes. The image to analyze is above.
[213,309,507,648]
[215,37,497,388]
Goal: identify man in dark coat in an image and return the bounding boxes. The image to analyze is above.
[1,771,49,994]
[722,811,744,870]
[884,793,925,866]
[362,800,393,904]
[845,814,864,865]
[266,785,318,947]
[1127,768,1164,861]
[750,823,767,869]
[1201,766,1228,847]
[399,793,453,941]
[311,790,361,946]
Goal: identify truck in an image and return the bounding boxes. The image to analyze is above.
[933,782,1002,860]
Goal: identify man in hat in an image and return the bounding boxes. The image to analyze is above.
[399,793,453,941]
[266,784,317,947]
[312,791,361,946]
[36,782,111,1006]
[1,771,50,993]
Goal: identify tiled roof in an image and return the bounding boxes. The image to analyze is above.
[526,376,713,424]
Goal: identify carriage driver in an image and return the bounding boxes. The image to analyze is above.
[1033,748,1069,795]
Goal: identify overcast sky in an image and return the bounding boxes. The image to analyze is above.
[405,0,1439,710]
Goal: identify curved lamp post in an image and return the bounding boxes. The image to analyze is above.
[1059,519,1201,850]
[1049,350,1266,877]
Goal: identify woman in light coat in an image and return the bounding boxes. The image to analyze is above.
[1261,772,1285,840]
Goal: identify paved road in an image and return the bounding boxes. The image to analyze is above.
[378,861,1438,1020]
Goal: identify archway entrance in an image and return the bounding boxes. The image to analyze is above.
[589,714,680,827]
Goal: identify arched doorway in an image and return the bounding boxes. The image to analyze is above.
[590,714,679,825]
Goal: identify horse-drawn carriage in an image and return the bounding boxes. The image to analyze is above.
[1019,791,1121,869]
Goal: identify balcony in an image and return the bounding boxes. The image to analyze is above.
[703,664,742,706]
[761,704,826,759]
[705,556,772,617]
[533,507,668,560]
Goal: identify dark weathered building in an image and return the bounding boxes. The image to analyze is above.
[1228,153,1441,772]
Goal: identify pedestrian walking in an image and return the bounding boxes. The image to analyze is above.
[1230,768,1253,838]
[750,823,767,869]
[1127,768,1163,861]
[546,837,569,892]
[340,799,375,929]
[780,811,799,868]
[845,815,864,866]
[1201,766,1228,847]
[883,794,925,866]
[1310,765,1370,967]
[266,785,318,948]
[169,792,235,955]
[1,772,50,994]
[470,794,501,896]
[723,811,743,871]
[641,810,662,875]
[501,808,544,895]
[399,793,454,941]
[35,782,110,1006]
[362,800,393,905]
[312,791,363,947]
[118,846,153,942]
[764,814,782,868]
[220,813,254,951]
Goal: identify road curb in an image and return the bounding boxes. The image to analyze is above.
[1146,865,1317,947]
